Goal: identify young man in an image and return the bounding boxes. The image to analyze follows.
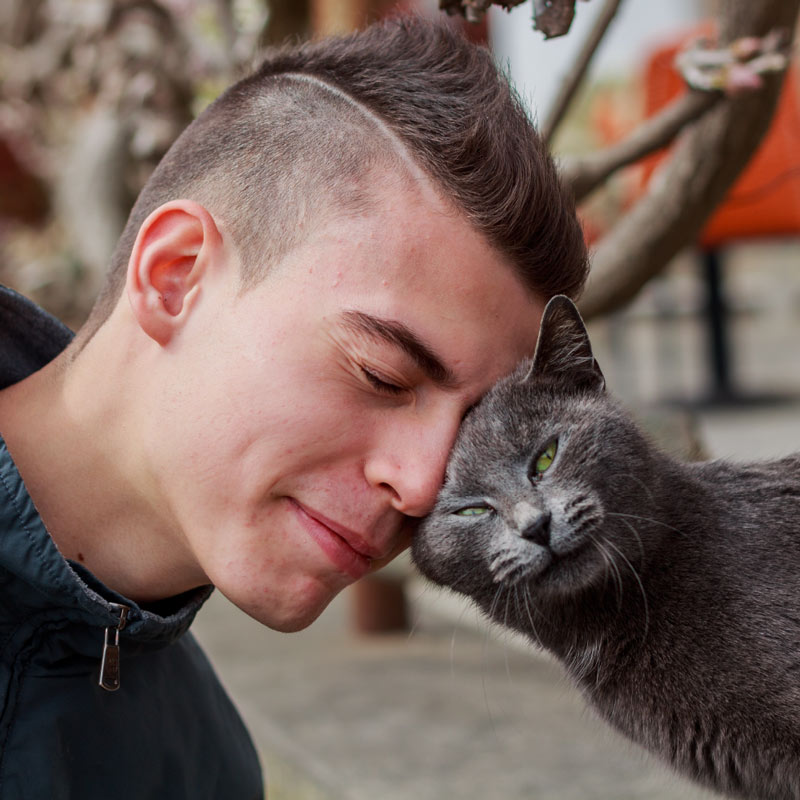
[0,15,587,799]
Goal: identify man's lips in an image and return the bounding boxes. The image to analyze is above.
[288,499,385,580]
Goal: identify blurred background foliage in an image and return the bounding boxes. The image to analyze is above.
[2,0,447,328]
[1,0,798,334]
[0,0,315,328]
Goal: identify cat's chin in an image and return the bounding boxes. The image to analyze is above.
[522,543,607,599]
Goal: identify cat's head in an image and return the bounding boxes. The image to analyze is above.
[412,295,655,618]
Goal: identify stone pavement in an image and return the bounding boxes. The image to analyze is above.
[193,587,717,800]
[192,244,800,799]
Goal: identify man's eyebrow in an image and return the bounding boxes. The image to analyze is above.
[340,310,460,389]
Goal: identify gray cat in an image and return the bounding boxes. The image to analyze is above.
[412,294,800,800]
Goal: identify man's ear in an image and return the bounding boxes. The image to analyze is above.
[126,200,224,346]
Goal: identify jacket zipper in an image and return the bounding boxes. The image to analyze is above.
[98,602,130,692]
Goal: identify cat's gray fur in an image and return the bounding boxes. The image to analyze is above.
[412,295,800,800]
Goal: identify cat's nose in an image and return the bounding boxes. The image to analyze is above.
[520,510,552,547]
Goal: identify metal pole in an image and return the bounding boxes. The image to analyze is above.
[702,248,734,402]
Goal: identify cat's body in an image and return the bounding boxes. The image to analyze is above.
[412,295,800,799]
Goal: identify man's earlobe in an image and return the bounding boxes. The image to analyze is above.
[126,200,222,346]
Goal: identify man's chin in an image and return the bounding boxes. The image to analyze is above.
[224,580,339,633]
[263,607,324,633]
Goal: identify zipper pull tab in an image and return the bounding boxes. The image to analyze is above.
[99,603,129,692]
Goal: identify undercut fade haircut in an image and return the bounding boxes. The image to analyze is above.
[79,14,588,344]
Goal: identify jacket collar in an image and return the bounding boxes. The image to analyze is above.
[0,285,212,642]
[0,284,73,388]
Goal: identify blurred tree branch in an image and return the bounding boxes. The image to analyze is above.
[578,0,799,318]
[447,0,798,319]
[562,88,723,203]
[0,0,311,325]
[442,0,591,38]
[540,0,623,143]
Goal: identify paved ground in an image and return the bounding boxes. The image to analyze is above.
[192,243,800,799]
[194,588,720,800]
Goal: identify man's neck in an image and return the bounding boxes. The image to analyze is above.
[0,350,202,603]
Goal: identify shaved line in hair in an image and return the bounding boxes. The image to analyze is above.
[278,72,426,189]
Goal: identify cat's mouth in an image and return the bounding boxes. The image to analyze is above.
[541,539,590,573]
[490,537,595,589]
[526,539,599,593]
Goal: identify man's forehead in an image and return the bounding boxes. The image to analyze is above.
[270,172,544,365]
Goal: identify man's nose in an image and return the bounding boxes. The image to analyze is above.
[363,413,460,517]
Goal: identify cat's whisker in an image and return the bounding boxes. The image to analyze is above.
[607,511,687,539]
[503,587,526,684]
[589,533,623,611]
[520,584,544,648]
[480,585,511,738]
[490,550,520,583]
[587,533,613,593]
[601,535,650,641]
[449,589,477,679]
[607,472,656,507]
[614,514,646,566]
[604,542,624,611]
[487,583,504,622]
[502,585,513,634]
[406,578,436,641]
[490,547,542,586]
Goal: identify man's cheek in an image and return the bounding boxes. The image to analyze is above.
[367,523,414,573]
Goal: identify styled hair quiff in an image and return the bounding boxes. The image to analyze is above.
[82,14,588,339]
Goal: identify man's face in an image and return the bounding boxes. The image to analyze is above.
[149,179,543,631]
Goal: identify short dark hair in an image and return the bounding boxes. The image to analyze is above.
[80,14,588,341]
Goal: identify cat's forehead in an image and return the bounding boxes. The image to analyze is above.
[477,373,597,429]
[451,379,600,473]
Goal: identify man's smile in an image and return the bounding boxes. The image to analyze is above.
[288,498,392,579]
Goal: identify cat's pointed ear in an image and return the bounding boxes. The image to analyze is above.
[528,295,605,392]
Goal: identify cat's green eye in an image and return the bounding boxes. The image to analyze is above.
[454,506,491,517]
[533,440,558,478]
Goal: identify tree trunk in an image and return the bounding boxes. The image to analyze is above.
[262,0,311,45]
[579,0,800,319]
[312,0,370,35]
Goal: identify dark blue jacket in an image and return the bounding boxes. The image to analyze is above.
[0,286,263,798]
